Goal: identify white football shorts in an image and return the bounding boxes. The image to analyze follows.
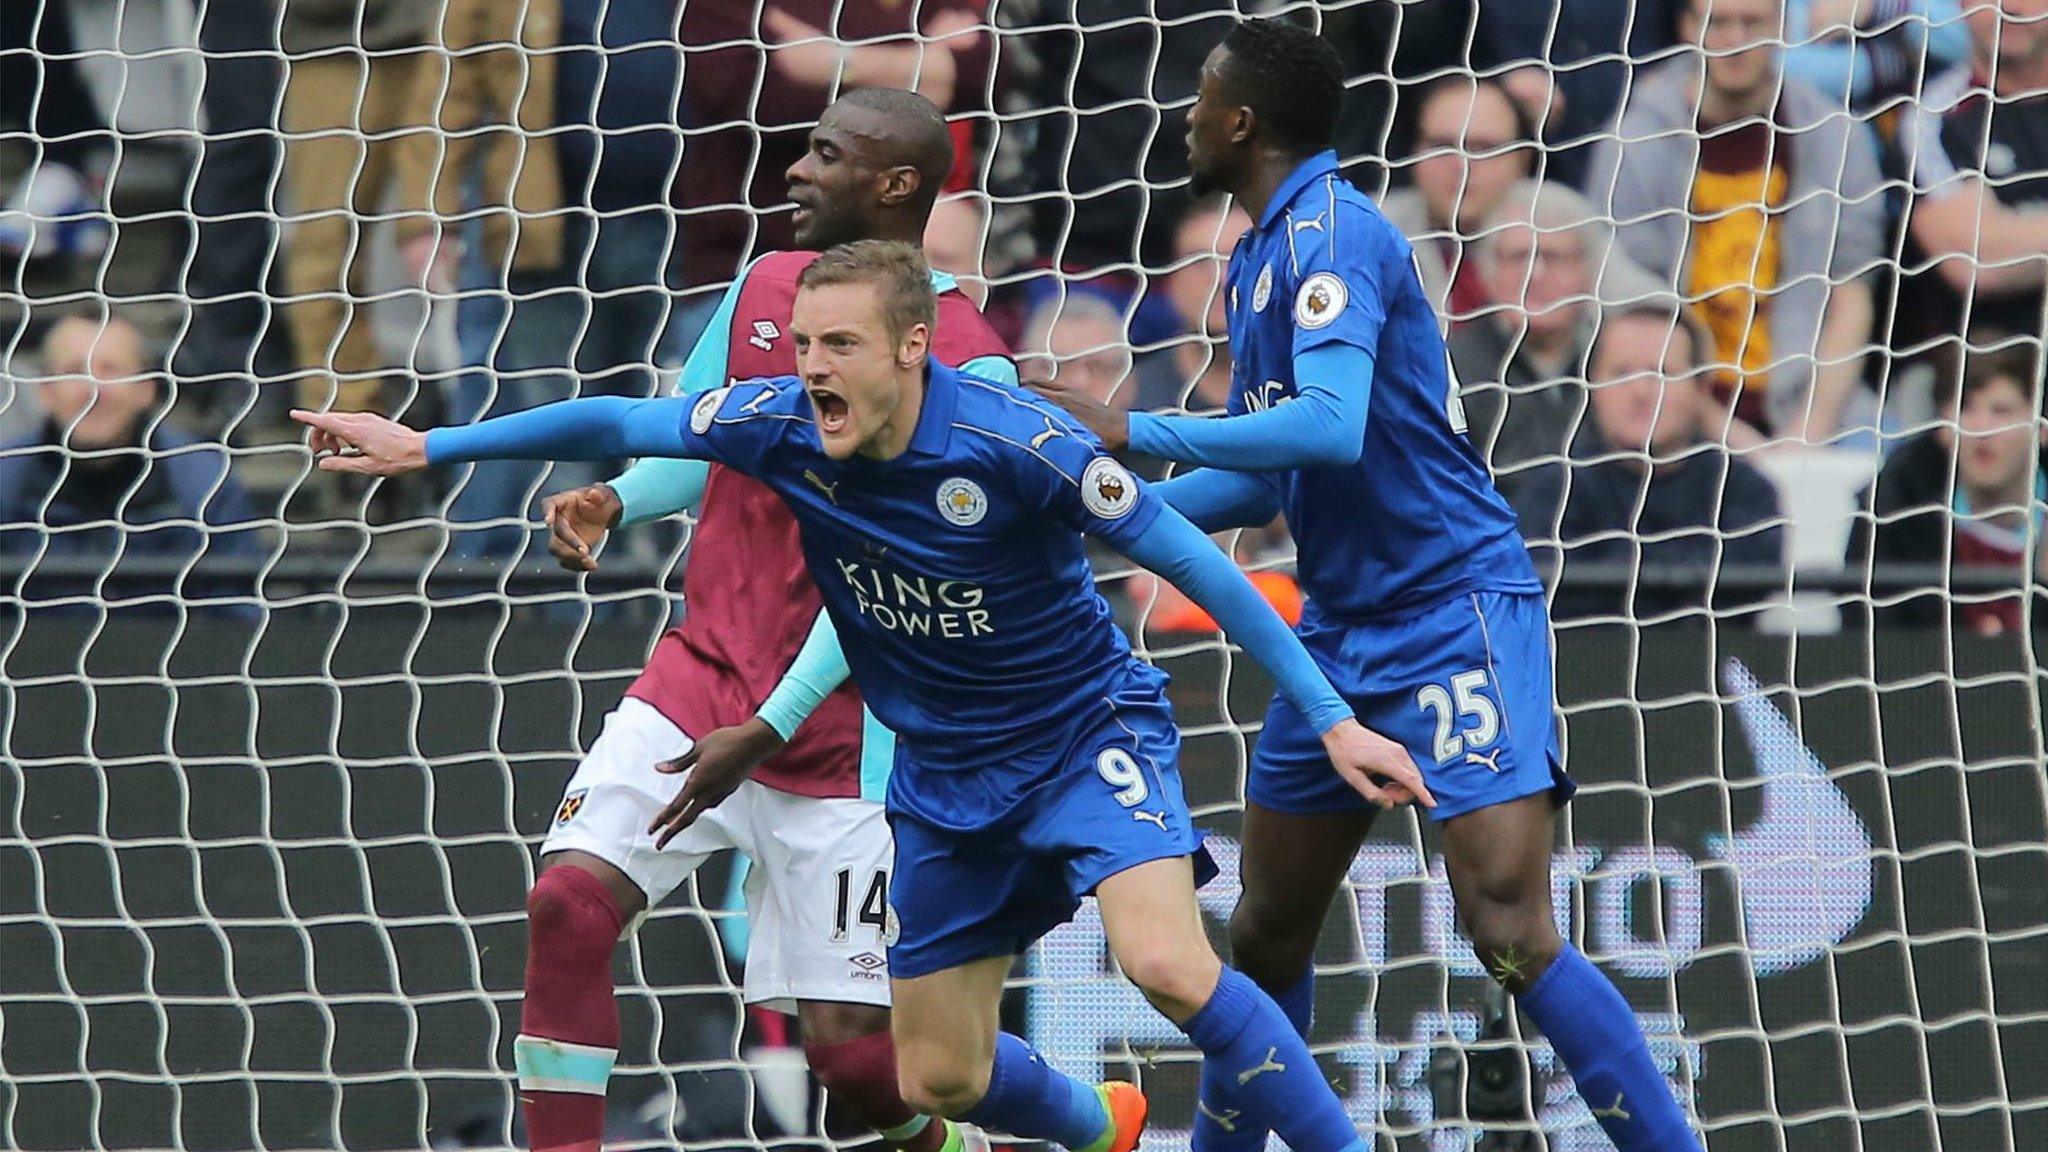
[541,697,895,1010]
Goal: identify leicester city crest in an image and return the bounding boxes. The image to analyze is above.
[937,477,988,526]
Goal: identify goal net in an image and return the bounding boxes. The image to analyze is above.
[3,1,2046,1151]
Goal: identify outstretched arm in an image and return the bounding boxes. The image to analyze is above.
[1038,342,1371,470]
[1151,468,1283,532]
[293,395,708,477]
[1127,343,1371,469]
[1114,506,1432,810]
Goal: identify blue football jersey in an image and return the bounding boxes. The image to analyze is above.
[669,362,1170,822]
[1225,151,1540,618]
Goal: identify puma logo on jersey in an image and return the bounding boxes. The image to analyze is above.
[1291,211,1326,235]
[741,389,775,415]
[1196,1101,1241,1132]
[1132,809,1170,832]
[1589,1093,1630,1122]
[804,469,839,505]
[748,320,780,351]
[1466,747,1505,774]
[1029,416,1066,450]
[1237,1047,1286,1085]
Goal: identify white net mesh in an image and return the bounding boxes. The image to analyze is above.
[4,1,2047,1150]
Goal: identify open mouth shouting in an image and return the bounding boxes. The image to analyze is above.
[809,385,852,438]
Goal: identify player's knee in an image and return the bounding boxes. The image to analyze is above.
[526,865,626,956]
[1461,900,1561,989]
[1120,942,1222,1020]
[804,1030,896,1104]
[895,1060,989,1119]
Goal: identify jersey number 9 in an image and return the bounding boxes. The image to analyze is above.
[1096,747,1150,807]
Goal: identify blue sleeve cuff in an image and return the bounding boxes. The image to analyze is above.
[610,456,711,524]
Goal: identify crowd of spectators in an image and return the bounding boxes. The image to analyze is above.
[1,0,2045,629]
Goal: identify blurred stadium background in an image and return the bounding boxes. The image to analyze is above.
[2,1,2045,1149]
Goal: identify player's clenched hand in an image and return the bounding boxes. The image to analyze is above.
[543,484,623,573]
[1321,718,1436,811]
[647,718,787,848]
[1027,379,1130,452]
[291,409,428,476]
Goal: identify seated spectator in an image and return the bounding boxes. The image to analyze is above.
[1381,75,1539,323]
[1586,0,1887,444]
[1848,340,2046,633]
[1785,0,1970,111]
[1898,0,2048,346]
[1451,179,1664,491]
[1462,0,1688,185]
[1512,301,1786,621]
[1134,196,1254,414]
[1020,295,1135,407]
[0,313,262,588]
[925,192,992,307]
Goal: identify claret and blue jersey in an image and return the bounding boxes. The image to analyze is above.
[1222,150,1540,618]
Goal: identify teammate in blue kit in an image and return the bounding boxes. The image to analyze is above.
[1038,19,1707,1152]
[294,240,1435,1152]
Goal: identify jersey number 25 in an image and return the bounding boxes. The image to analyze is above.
[1415,669,1499,762]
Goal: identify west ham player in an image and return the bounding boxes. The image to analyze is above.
[1038,20,1704,1151]
[466,89,1012,1152]
[295,240,1434,1152]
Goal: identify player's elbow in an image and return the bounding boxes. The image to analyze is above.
[1294,429,1363,469]
[1285,393,1365,467]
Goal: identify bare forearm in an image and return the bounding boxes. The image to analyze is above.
[1917,186,2048,291]
[1805,279,1874,439]
[842,41,960,104]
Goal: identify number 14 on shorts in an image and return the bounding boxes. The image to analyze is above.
[1416,669,1502,767]
[833,868,890,943]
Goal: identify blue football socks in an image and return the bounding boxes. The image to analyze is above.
[1519,945,1703,1152]
[1184,967,1364,1152]
[960,1032,1111,1151]
[1192,967,1314,1152]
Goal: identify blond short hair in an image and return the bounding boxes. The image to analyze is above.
[797,240,938,343]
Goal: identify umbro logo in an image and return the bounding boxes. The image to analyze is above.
[749,320,780,351]
[851,952,886,971]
